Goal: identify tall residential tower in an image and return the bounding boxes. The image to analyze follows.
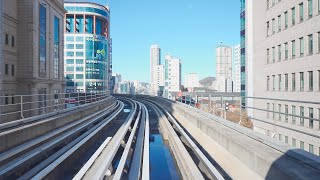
[164,54,181,99]
[216,44,233,92]
[150,44,162,96]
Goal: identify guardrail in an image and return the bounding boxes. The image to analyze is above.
[171,92,320,131]
[0,91,110,123]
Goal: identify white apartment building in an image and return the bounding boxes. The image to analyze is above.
[249,0,320,155]
[157,64,164,87]
[150,44,161,96]
[233,44,241,92]
[164,54,181,99]
[185,73,199,90]
[216,44,233,92]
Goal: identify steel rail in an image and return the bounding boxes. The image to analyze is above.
[0,101,121,179]
[28,102,124,180]
[113,102,142,180]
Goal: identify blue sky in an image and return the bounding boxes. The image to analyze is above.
[91,0,240,83]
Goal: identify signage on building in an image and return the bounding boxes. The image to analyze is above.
[85,35,108,92]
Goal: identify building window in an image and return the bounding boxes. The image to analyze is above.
[66,36,74,42]
[308,34,313,55]
[284,43,288,60]
[66,15,75,33]
[272,18,275,34]
[319,0,320,14]
[54,16,59,79]
[278,74,282,91]
[272,47,275,62]
[76,44,84,49]
[76,36,84,42]
[279,134,282,141]
[66,59,74,64]
[300,106,305,126]
[309,71,313,91]
[5,33,9,45]
[285,105,288,122]
[308,0,313,18]
[292,40,296,59]
[299,3,304,22]
[66,74,74,80]
[273,75,276,91]
[5,64,9,75]
[292,7,296,26]
[76,52,84,57]
[267,22,270,36]
[76,59,84,64]
[66,52,74,57]
[272,0,275,6]
[300,141,304,150]
[76,82,84,86]
[292,105,296,124]
[267,48,270,63]
[66,44,74,49]
[272,103,275,120]
[11,65,15,76]
[11,36,14,47]
[76,67,84,72]
[309,107,314,128]
[318,32,320,53]
[292,138,296,147]
[319,109,320,129]
[285,74,288,91]
[11,95,15,104]
[76,15,84,33]
[267,76,270,91]
[278,45,281,61]
[278,15,281,32]
[309,144,314,154]
[292,73,296,91]
[300,72,304,91]
[39,3,47,77]
[267,0,269,10]
[278,104,282,121]
[284,11,288,29]
[318,70,320,91]
[66,67,74,71]
[267,103,270,118]
[85,15,94,34]
[285,136,288,144]
[299,37,304,57]
[76,74,84,79]
[5,95,9,105]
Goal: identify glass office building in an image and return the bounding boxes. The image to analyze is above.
[64,2,111,93]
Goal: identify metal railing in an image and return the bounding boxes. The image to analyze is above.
[0,91,110,123]
[170,92,320,133]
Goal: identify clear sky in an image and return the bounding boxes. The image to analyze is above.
[90,0,240,83]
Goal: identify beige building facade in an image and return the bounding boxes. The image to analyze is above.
[250,0,320,155]
[1,0,66,122]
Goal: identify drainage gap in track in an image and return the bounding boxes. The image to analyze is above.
[150,135,179,180]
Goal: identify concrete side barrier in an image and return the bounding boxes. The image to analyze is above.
[152,97,320,180]
[0,97,116,152]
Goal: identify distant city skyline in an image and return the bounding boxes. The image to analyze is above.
[88,0,240,82]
